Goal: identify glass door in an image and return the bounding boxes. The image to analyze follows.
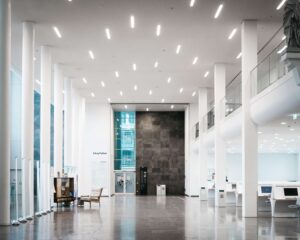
[125,172,135,194]
[115,172,135,194]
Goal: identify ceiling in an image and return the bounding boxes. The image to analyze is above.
[111,103,187,112]
[11,0,283,104]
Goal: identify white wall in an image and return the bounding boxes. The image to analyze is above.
[80,103,112,196]
[222,153,299,183]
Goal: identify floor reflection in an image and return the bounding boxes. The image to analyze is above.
[1,196,300,239]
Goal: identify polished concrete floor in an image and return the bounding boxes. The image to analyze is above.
[1,196,300,239]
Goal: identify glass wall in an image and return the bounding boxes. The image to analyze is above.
[114,112,136,170]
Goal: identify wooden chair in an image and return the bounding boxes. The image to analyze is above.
[80,188,103,208]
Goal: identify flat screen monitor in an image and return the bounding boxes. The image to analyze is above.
[284,188,298,196]
[261,186,272,194]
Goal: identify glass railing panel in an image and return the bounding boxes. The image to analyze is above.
[225,72,242,117]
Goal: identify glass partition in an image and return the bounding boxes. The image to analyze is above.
[225,72,242,117]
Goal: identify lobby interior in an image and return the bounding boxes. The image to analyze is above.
[1,0,300,239]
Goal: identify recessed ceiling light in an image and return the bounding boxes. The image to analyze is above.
[53,26,62,38]
[89,50,95,60]
[192,56,198,65]
[190,0,196,7]
[228,28,237,40]
[130,15,135,29]
[36,79,41,85]
[62,90,65,94]
[277,45,287,54]
[146,108,149,112]
[258,131,263,134]
[134,85,138,91]
[214,4,224,19]
[120,91,123,96]
[149,90,152,95]
[115,71,119,78]
[170,105,174,109]
[192,91,196,97]
[276,0,287,10]
[101,81,105,87]
[236,52,242,59]
[167,77,171,83]
[290,128,295,131]
[176,44,181,54]
[105,28,111,39]
[107,98,111,102]
[33,57,37,61]
[82,78,87,84]
[154,61,158,68]
[91,92,95,98]
[132,63,137,71]
[179,88,183,93]
[156,24,161,36]
[68,0,72,2]
[161,98,165,103]
[124,105,128,109]
[204,71,209,78]
[281,122,287,125]
[282,35,286,41]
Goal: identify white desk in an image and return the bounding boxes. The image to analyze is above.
[270,198,298,217]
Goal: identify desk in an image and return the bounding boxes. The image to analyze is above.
[226,191,236,205]
[270,198,298,217]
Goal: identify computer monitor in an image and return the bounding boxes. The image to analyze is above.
[284,188,298,196]
[261,186,272,194]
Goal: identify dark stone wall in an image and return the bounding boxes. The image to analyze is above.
[136,112,185,195]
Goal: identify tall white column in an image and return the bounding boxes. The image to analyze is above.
[198,88,209,201]
[21,21,35,219]
[40,46,52,212]
[54,64,63,176]
[0,0,11,226]
[214,64,226,207]
[64,78,73,168]
[241,20,258,217]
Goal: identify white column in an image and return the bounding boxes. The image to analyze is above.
[54,64,63,176]
[64,78,73,168]
[40,46,52,212]
[198,88,209,201]
[184,106,190,196]
[0,0,11,226]
[214,64,226,207]
[21,21,35,219]
[241,20,258,217]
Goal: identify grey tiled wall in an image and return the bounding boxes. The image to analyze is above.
[136,112,185,195]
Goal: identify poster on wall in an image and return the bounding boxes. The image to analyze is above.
[91,151,109,196]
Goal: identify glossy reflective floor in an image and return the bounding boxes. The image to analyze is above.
[1,196,300,239]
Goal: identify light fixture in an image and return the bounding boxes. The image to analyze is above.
[124,105,128,109]
[281,121,287,125]
[105,28,111,39]
[115,71,119,78]
[236,52,242,59]
[170,105,174,109]
[176,44,181,54]
[214,4,224,19]
[282,35,286,41]
[91,92,95,98]
[134,85,138,91]
[179,88,183,93]
[277,45,287,54]
[101,81,105,87]
[156,24,161,36]
[192,91,196,97]
[107,98,111,102]
[258,131,263,134]
[192,57,198,65]
[33,57,37,61]
[130,15,135,29]
[82,78,87,84]
[154,61,158,68]
[89,50,95,60]
[161,98,165,103]
[132,63,137,71]
[167,77,171,83]
[36,79,41,85]
[228,28,237,40]
[190,0,196,7]
[276,0,287,10]
[290,128,295,131]
[204,71,209,78]
[62,90,65,94]
[146,108,149,112]
[120,91,123,96]
[53,26,62,38]
[149,90,152,95]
